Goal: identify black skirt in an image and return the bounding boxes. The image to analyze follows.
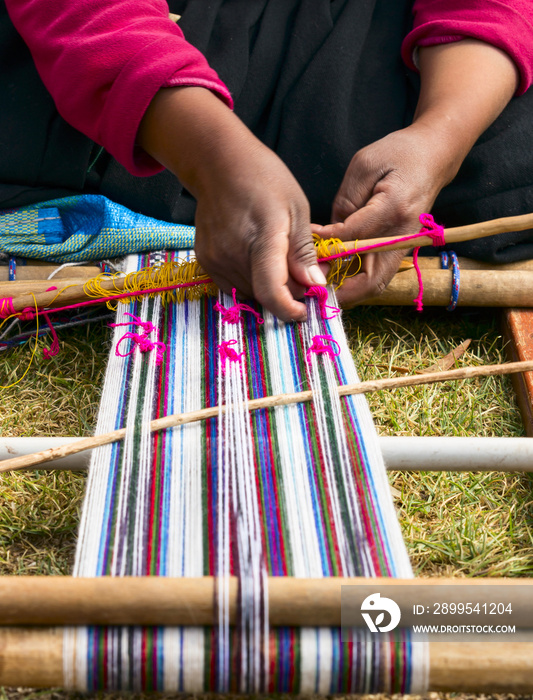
[1,0,532,262]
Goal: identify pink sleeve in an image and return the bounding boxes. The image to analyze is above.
[401,0,533,95]
[5,0,233,176]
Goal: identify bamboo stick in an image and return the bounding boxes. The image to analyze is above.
[0,576,532,626]
[1,627,532,691]
[3,436,533,472]
[1,360,533,474]
[366,268,533,307]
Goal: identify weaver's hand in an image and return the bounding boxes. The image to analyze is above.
[316,39,519,309]
[138,87,325,322]
[314,123,453,308]
[193,137,326,322]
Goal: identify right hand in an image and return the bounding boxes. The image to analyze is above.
[138,87,326,322]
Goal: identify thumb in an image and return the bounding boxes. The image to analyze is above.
[287,209,328,288]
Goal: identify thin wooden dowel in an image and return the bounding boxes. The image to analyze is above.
[1,360,533,474]
[342,211,533,254]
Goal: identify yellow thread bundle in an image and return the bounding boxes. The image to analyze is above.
[312,234,361,288]
[83,259,218,307]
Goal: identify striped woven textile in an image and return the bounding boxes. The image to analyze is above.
[0,196,195,262]
[64,251,427,693]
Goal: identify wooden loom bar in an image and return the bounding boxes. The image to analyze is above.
[1,628,532,691]
[6,267,533,310]
[365,268,533,307]
[0,576,532,626]
[1,360,533,473]
[0,278,102,297]
[6,275,130,312]
[414,256,533,271]
[0,264,100,282]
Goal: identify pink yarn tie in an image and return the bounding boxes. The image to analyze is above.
[115,332,166,364]
[19,307,36,321]
[42,312,60,358]
[217,339,245,371]
[304,286,340,320]
[306,334,341,363]
[109,312,156,335]
[411,214,445,313]
[412,247,424,312]
[0,297,15,319]
[0,298,35,321]
[214,288,264,324]
[418,213,446,246]
[110,314,166,364]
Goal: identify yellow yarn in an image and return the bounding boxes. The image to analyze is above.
[312,234,361,289]
[83,259,218,309]
[31,237,362,314]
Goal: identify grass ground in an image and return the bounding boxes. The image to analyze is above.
[0,303,531,698]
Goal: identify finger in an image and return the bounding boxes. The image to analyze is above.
[287,203,327,290]
[249,226,308,323]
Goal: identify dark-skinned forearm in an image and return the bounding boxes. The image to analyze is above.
[414,39,519,185]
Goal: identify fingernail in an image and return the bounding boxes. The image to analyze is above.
[308,264,328,286]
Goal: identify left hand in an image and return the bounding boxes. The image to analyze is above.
[314,122,459,308]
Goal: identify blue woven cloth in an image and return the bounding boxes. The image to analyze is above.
[0,195,195,262]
